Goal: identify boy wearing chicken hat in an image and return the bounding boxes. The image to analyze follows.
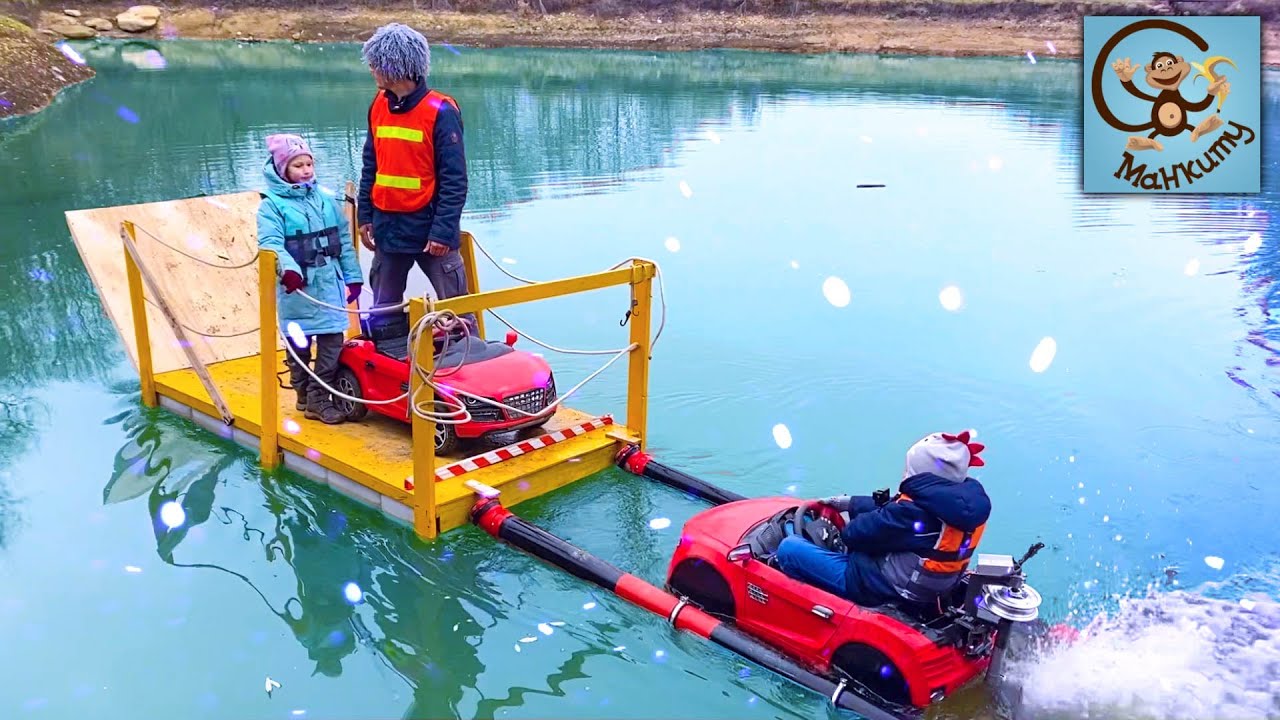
[776,431,992,608]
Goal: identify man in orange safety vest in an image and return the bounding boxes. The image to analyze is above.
[357,23,477,335]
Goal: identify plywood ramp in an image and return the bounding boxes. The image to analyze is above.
[65,191,282,375]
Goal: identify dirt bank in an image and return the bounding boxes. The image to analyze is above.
[0,14,95,119]
[15,1,1280,62]
[2,1,1277,119]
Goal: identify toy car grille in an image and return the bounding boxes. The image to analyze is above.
[504,388,549,419]
[469,402,504,423]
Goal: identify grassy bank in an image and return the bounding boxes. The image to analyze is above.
[0,14,94,119]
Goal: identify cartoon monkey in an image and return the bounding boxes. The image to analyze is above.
[1110,51,1229,151]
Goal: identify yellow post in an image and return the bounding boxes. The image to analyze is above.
[458,231,486,339]
[344,179,361,340]
[259,251,281,470]
[409,298,439,539]
[121,221,157,408]
[626,260,654,448]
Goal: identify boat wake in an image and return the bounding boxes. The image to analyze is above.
[1003,585,1280,720]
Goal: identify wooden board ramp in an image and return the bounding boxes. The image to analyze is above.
[66,190,279,376]
[64,183,656,540]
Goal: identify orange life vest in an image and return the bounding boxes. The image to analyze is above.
[898,492,986,574]
[368,89,460,213]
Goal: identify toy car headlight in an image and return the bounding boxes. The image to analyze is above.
[463,395,481,406]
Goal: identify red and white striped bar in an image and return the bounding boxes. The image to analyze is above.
[403,415,614,490]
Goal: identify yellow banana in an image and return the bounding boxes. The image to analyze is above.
[1191,55,1237,111]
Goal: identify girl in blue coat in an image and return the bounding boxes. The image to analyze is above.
[256,134,363,425]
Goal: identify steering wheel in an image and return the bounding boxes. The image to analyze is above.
[793,501,848,553]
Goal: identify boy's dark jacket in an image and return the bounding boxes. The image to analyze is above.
[839,472,992,602]
[357,79,468,254]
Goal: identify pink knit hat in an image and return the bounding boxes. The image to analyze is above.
[266,133,313,179]
[903,430,985,481]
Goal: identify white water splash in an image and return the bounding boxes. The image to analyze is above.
[822,276,851,307]
[1008,591,1280,720]
[939,285,964,311]
[1030,337,1058,373]
[772,423,793,449]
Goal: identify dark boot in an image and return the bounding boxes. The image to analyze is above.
[305,397,346,425]
[305,333,347,425]
[285,335,313,412]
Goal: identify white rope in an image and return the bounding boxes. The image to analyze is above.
[279,239,665,425]
[293,289,410,315]
[469,237,669,355]
[280,295,637,424]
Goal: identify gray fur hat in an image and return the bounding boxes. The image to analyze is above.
[362,23,431,82]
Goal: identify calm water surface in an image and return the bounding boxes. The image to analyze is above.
[1,41,1278,720]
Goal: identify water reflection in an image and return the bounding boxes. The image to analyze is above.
[1186,78,1280,409]
[102,403,505,715]
[6,39,1081,234]
[0,390,49,550]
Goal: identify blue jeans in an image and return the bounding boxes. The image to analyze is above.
[775,536,850,598]
[776,536,899,606]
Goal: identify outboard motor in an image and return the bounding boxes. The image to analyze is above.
[958,542,1045,688]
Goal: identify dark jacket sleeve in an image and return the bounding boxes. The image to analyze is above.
[847,496,879,515]
[840,502,922,554]
[427,103,468,249]
[357,124,376,226]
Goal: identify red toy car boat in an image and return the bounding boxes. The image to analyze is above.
[471,445,1057,720]
[331,312,558,455]
[664,496,1047,714]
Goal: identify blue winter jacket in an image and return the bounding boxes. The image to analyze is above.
[356,79,469,254]
[256,159,363,337]
[840,472,992,604]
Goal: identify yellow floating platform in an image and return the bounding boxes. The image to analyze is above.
[65,185,655,540]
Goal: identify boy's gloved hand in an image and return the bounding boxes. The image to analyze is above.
[281,270,305,294]
[346,283,362,305]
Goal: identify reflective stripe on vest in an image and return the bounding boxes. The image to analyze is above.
[368,89,459,213]
[897,492,985,574]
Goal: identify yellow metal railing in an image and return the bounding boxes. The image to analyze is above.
[253,229,655,540]
[121,183,654,542]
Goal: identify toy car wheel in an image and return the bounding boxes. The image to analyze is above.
[332,367,369,422]
[434,406,460,456]
[831,644,911,707]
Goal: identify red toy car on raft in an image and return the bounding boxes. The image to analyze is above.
[331,313,558,455]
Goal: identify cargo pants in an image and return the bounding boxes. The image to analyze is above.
[370,248,478,336]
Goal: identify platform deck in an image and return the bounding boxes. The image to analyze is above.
[154,351,634,535]
[65,187,652,539]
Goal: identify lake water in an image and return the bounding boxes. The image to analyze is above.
[1,40,1278,720]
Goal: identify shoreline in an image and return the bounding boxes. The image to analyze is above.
[23,1,1280,61]
[0,14,95,120]
[2,1,1278,119]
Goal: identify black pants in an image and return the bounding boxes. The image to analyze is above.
[371,249,479,335]
[286,332,344,407]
